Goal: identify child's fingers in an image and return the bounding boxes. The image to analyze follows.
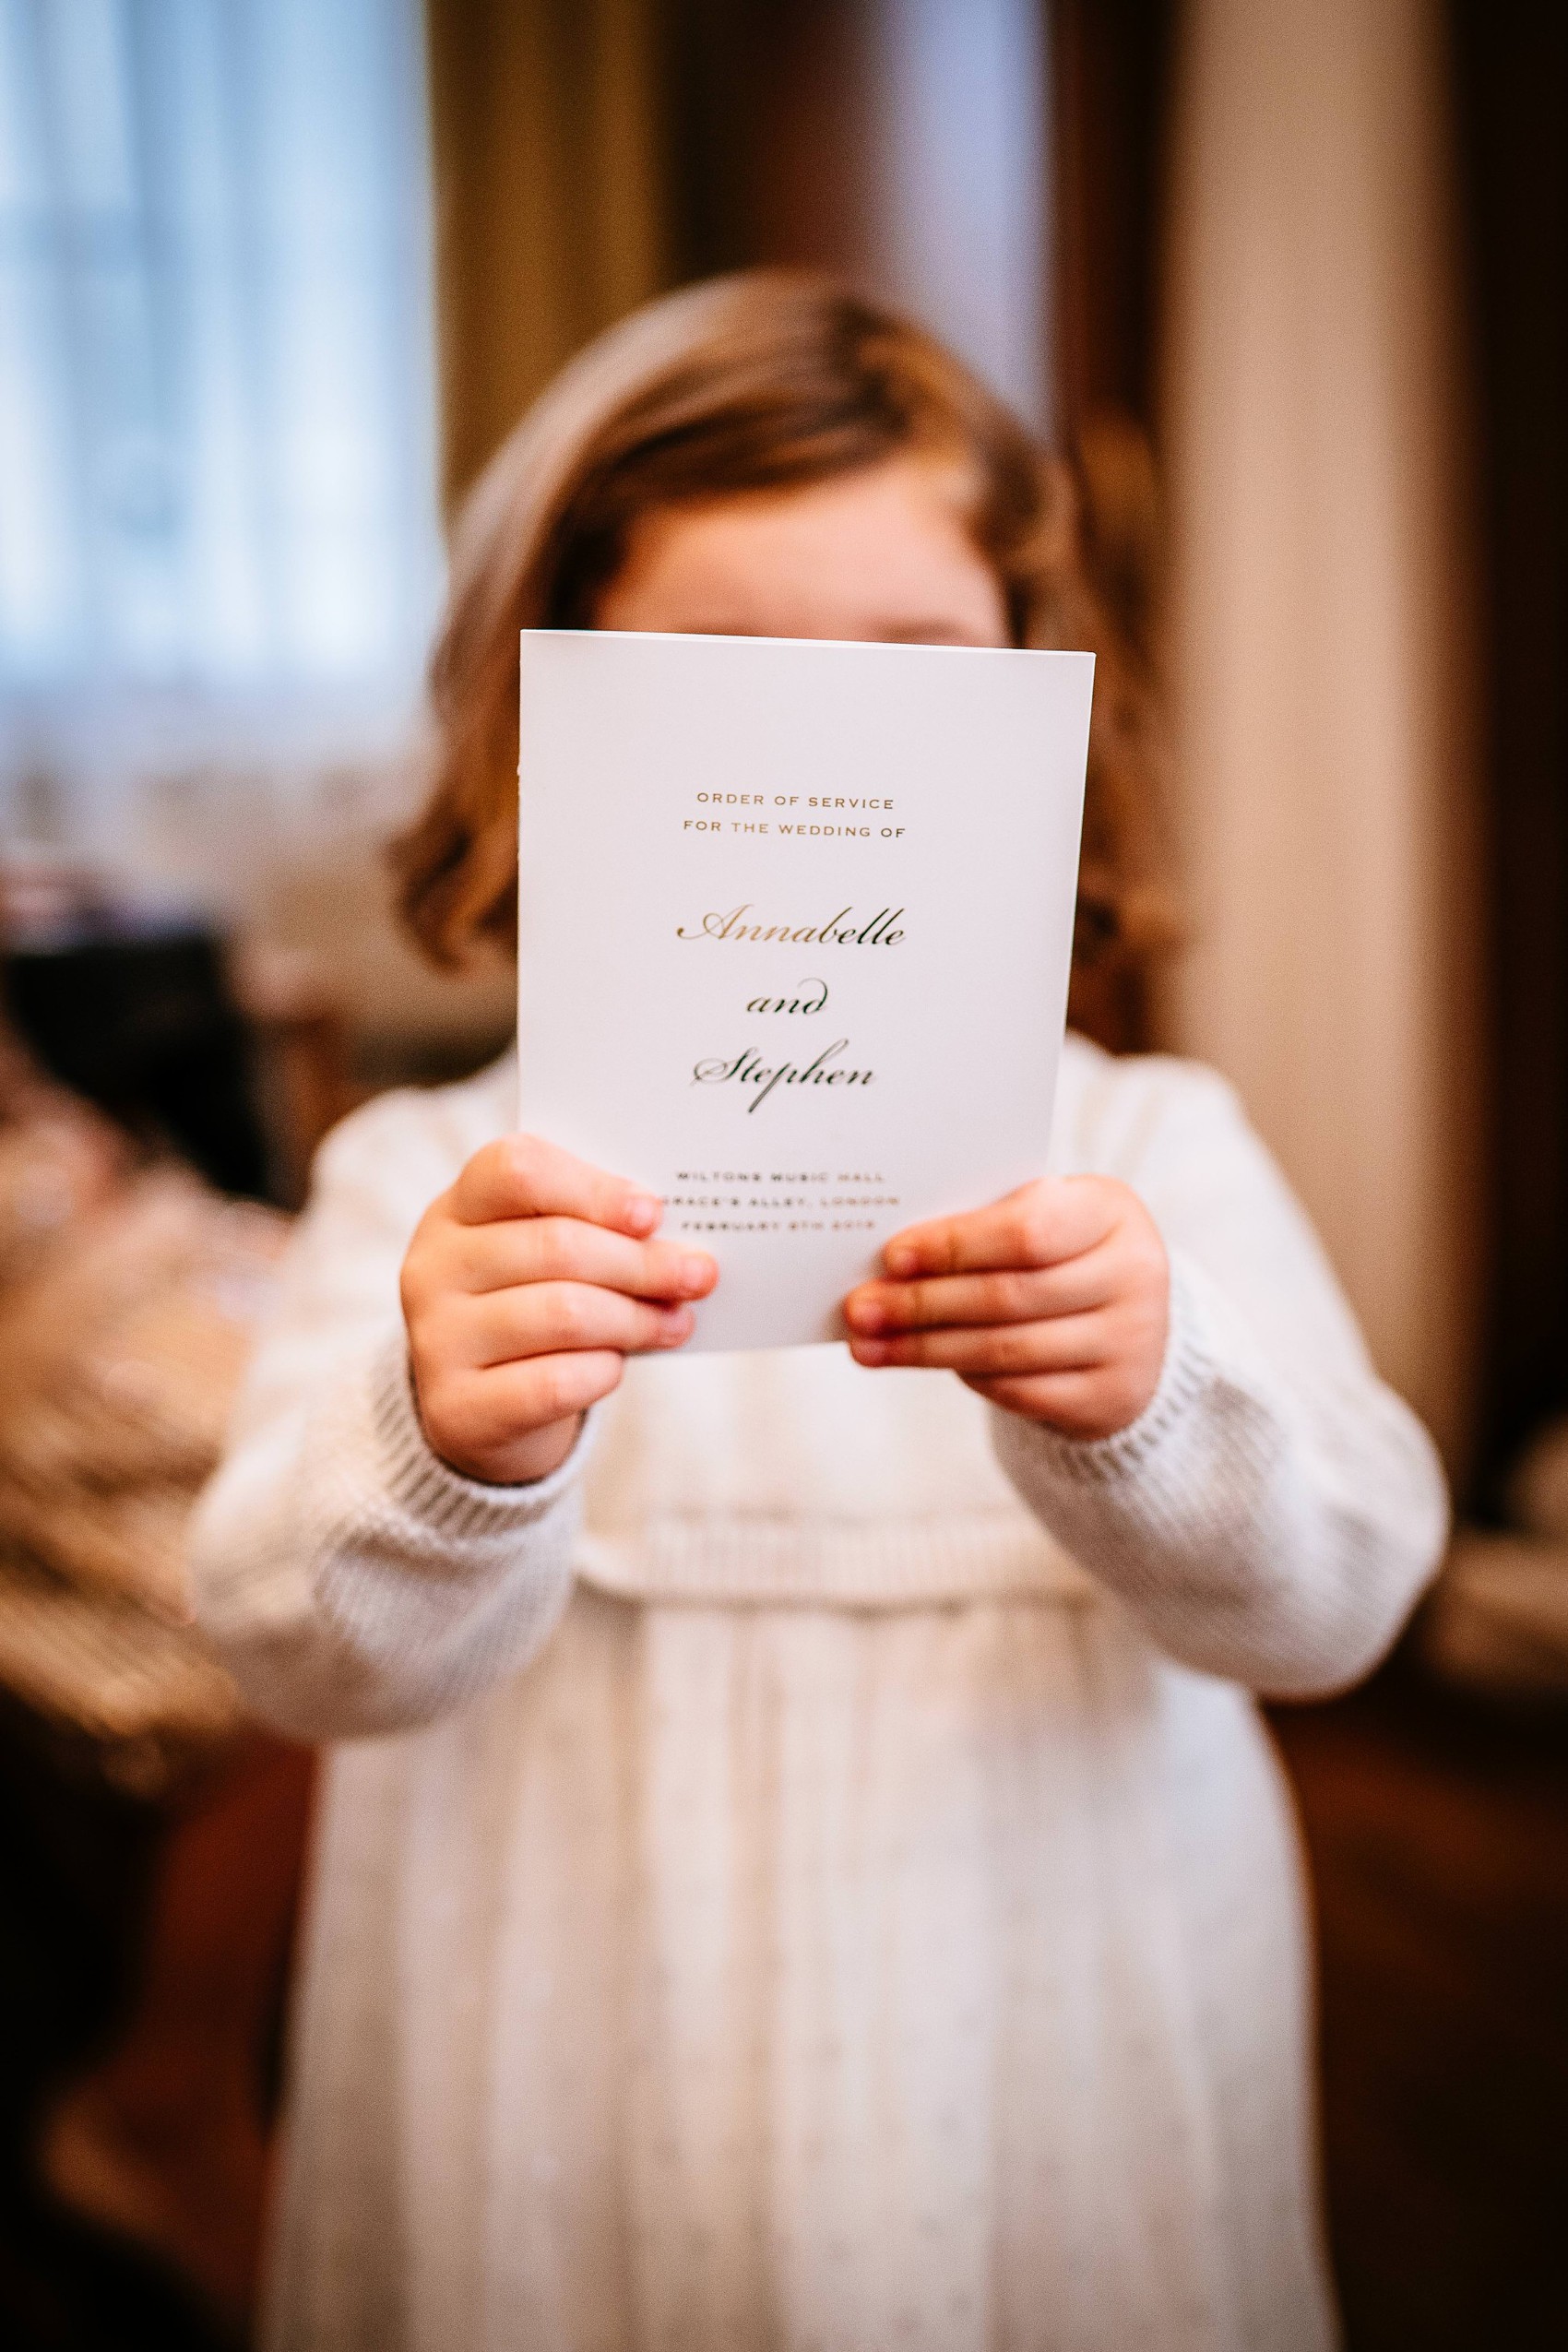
[466,1282,695,1368]
[455,1218,716,1304]
[958,1365,1133,1438]
[847,1308,1111,1376]
[882,1177,1114,1281]
[435,1351,628,1453]
[452,1134,662,1238]
[844,1248,1115,1337]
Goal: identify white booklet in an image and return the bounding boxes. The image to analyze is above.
[517,629,1092,1351]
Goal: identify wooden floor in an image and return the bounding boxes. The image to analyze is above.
[1270,1661,1568,2350]
[3,1657,1566,2347]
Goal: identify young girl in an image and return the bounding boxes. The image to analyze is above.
[191,274,1447,2352]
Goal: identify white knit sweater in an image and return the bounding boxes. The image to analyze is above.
[189,1035,1447,2352]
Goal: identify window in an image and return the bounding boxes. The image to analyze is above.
[867,0,1048,432]
[0,0,440,711]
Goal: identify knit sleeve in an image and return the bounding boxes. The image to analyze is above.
[992,1061,1450,1697]
[186,1086,587,1740]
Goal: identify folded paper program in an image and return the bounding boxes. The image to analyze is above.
[517,628,1092,1348]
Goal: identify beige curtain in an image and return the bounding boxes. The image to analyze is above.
[424,0,670,511]
[1160,0,1482,1472]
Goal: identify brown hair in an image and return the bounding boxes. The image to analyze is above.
[395,273,1172,1006]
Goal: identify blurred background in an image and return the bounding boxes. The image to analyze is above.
[0,1,1563,2345]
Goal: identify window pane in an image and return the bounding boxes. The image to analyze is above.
[0,0,440,692]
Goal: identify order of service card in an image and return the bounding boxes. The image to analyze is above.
[517,629,1093,1352]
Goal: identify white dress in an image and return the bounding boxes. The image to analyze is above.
[188,1035,1447,2352]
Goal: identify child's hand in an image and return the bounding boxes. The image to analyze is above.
[400,1137,717,1486]
[842,1176,1169,1441]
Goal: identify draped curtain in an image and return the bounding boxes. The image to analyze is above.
[422,0,1051,507]
[1160,0,1482,1472]
[423,0,669,513]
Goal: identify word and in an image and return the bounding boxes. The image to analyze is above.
[746,979,827,1015]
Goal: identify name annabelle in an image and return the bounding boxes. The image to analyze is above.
[677,904,906,946]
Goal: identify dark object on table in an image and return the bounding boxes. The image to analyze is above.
[4,914,270,1202]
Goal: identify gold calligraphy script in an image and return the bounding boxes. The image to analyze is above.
[676,904,906,947]
[694,1038,873,1112]
[680,911,902,1110]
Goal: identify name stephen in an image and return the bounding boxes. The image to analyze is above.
[676,904,906,946]
[694,1037,873,1112]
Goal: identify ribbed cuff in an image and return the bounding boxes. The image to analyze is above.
[367,1332,596,1539]
[991,1252,1216,1491]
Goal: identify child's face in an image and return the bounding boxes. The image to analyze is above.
[595,456,1010,648]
